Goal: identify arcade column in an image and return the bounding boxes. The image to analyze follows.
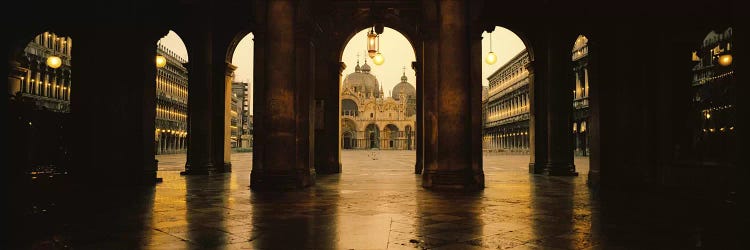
[251,0,315,189]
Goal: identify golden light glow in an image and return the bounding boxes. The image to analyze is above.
[46,56,62,69]
[373,52,385,65]
[156,55,167,68]
[718,54,732,66]
[705,113,711,119]
[485,51,497,65]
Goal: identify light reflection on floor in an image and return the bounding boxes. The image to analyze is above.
[12,151,741,249]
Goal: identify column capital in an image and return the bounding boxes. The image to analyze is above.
[225,62,238,76]
[337,61,347,75]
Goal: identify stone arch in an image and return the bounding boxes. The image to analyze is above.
[341,98,358,116]
[365,123,380,149]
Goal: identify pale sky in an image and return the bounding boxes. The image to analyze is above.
[231,33,254,84]
[481,26,526,86]
[157,31,189,61]
[341,27,417,97]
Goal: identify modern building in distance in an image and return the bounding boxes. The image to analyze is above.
[10,31,72,113]
[155,44,188,154]
[340,59,416,150]
[572,35,591,156]
[482,50,531,152]
[232,81,252,148]
[690,27,735,162]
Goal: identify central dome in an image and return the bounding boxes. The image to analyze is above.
[343,60,380,98]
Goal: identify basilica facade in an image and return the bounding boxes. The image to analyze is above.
[340,60,416,150]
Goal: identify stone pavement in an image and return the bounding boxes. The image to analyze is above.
[8,151,743,249]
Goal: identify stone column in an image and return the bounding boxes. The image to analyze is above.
[313,60,343,174]
[184,30,215,175]
[210,61,236,173]
[543,35,577,176]
[527,44,549,173]
[251,0,315,189]
[422,0,483,189]
[69,26,159,185]
[7,61,23,95]
[156,133,162,154]
[469,31,484,181]
[412,60,424,173]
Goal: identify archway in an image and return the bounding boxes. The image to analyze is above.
[572,35,591,157]
[480,26,531,172]
[8,30,73,177]
[154,30,189,159]
[229,32,254,153]
[383,124,399,149]
[365,124,380,149]
[343,132,353,149]
[338,26,417,171]
[341,98,358,117]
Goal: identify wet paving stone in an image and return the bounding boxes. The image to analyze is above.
[5,151,745,249]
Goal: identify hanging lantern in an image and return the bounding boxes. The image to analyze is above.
[46,56,62,69]
[367,27,378,59]
[156,55,167,68]
[485,31,497,65]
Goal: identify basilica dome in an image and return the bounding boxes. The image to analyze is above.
[391,72,416,100]
[343,60,380,98]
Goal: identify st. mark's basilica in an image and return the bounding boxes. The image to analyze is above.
[340,59,416,150]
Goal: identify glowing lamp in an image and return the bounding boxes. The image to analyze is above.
[46,56,62,69]
[485,30,497,65]
[156,55,167,68]
[485,51,497,65]
[373,52,385,65]
[718,54,732,66]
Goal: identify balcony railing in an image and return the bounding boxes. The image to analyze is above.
[573,98,589,109]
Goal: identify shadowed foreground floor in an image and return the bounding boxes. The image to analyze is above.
[7,151,743,249]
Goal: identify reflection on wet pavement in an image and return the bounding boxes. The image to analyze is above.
[8,151,742,249]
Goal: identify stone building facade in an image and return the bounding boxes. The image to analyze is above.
[232,81,252,148]
[482,50,531,152]
[690,27,735,163]
[10,31,72,113]
[340,60,416,150]
[155,44,188,154]
[572,35,591,156]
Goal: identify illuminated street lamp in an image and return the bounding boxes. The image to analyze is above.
[718,54,733,66]
[46,56,62,69]
[156,55,167,68]
[373,51,385,65]
[485,31,497,65]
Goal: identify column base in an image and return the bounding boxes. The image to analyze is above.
[181,162,213,175]
[587,169,600,188]
[529,162,544,174]
[315,162,341,174]
[543,163,578,176]
[217,162,232,173]
[250,169,316,191]
[422,170,484,190]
